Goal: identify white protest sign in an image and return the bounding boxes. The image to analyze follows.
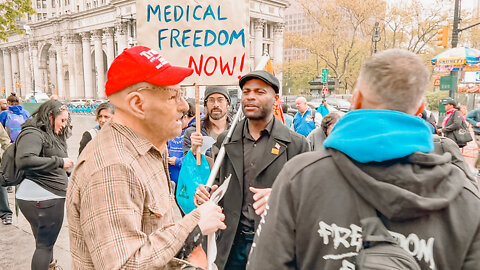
[136,0,250,85]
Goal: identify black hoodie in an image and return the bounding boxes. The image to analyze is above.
[247,149,480,270]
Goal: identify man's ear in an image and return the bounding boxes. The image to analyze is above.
[351,89,363,110]
[414,99,425,116]
[125,91,146,119]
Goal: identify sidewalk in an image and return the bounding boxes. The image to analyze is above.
[0,191,72,270]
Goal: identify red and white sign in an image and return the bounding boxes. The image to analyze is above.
[322,88,328,95]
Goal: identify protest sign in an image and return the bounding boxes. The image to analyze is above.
[137,0,250,85]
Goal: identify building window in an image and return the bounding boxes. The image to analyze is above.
[262,43,271,55]
[42,0,47,8]
[36,0,41,9]
[263,23,272,39]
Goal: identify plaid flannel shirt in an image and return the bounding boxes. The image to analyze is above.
[67,121,200,269]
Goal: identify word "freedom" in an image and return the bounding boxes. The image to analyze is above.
[147,5,227,22]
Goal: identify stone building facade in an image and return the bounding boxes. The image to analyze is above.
[0,0,288,99]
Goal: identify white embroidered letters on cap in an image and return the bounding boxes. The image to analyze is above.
[139,49,168,70]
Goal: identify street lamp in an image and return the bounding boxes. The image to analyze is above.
[372,22,381,54]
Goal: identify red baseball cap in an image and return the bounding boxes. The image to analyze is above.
[105,46,194,96]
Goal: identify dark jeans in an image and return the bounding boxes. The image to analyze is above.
[0,186,12,218]
[224,227,255,270]
[18,198,65,270]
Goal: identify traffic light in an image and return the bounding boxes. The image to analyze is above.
[436,26,449,48]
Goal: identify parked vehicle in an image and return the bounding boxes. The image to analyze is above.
[325,97,351,112]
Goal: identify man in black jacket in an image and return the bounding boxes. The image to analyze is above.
[247,49,480,270]
[194,70,309,270]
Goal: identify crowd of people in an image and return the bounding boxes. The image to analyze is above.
[0,45,478,270]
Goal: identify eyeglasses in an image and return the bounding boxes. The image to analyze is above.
[137,86,186,103]
[206,97,227,105]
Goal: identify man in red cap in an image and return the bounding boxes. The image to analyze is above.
[66,46,226,269]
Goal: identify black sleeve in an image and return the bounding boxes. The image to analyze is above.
[175,225,204,260]
[79,131,92,155]
[16,131,63,172]
[247,164,298,269]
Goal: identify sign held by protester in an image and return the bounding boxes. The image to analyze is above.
[137,0,250,85]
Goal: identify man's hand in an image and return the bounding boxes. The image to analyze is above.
[251,187,272,216]
[476,122,480,128]
[196,201,226,235]
[190,132,203,156]
[193,184,218,206]
[168,156,176,165]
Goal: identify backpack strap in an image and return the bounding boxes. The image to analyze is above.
[353,191,399,246]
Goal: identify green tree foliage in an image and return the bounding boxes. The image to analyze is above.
[426,91,448,111]
[282,56,318,95]
[0,0,36,41]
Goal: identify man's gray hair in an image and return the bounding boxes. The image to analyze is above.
[358,49,429,113]
[296,96,307,103]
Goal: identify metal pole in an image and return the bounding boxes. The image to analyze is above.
[450,0,461,98]
[452,0,460,48]
[372,22,380,54]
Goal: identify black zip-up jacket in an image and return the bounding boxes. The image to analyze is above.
[16,127,68,196]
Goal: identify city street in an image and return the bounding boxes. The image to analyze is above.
[0,114,96,270]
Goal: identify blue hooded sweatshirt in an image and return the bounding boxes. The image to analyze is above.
[0,105,30,127]
[324,110,433,163]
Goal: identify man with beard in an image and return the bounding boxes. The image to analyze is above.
[183,86,231,159]
[194,70,309,270]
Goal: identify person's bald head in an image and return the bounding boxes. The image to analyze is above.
[295,96,308,114]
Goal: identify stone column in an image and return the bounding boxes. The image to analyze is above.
[54,37,65,98]
[73,34,85,98]
[92,29,105,98]
[17,45,26,97]
[48,50,57,95]
[11,47,20,95]
[273,23,284,95]
[254,19,265,66]
[3,48,13,96]
[115,22,128,55]
[23,46,32,97]
[81,32,94,98]
[31,41,42,94]
[67,35,77,98]
[104,27,115,68]
[0,50,4,93]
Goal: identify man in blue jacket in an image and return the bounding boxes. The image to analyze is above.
[293,96,315,137]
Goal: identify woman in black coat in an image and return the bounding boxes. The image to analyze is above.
[15,100,75,270]
[440,99,465,148]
